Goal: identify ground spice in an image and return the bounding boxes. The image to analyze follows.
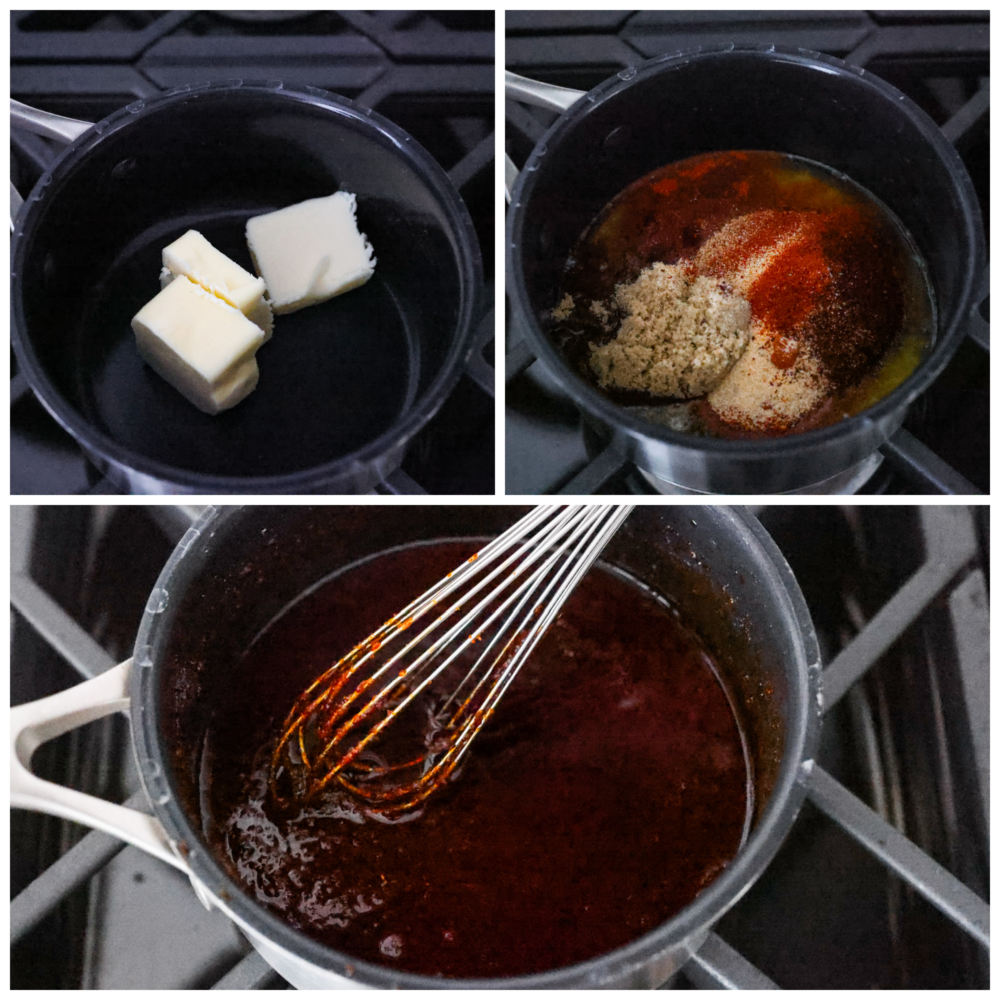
[556,150,920,436]
[690,212,831,428]
[706,331,827,429]
[587,263,751,398]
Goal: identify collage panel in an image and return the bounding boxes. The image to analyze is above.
[6,5,991,996]
[11,10,495,496]
[10,503,989,988]
[504,11,988,496]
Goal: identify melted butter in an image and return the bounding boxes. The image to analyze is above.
[841,327,927,417]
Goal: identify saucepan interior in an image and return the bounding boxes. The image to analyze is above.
[132,506,819,988]
[508,47,983,479]
[12,84,480,491]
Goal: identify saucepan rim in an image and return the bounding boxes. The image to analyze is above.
[132,504,821,988]
[11,80,483,493]
[506,44,985,461]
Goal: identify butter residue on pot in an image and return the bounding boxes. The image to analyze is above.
[588,262,751,398]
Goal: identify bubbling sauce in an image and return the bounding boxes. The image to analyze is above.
[200,542,751,979]
[554,150,935,438]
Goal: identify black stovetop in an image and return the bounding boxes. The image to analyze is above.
[505,10,989,495]
[11,10,495,495]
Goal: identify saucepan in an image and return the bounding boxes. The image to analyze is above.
[506,46,987,493]
[11,82,491,494]
[12,504,821,988]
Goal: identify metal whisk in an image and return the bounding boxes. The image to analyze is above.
[268,505,634,817]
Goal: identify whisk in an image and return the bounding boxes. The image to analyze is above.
[268,504,634,817]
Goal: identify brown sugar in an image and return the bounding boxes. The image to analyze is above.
[588,263,751,399]
[550,293,575,322]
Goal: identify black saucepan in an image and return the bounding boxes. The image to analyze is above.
[12,82,487,494]
[507,46,987,494]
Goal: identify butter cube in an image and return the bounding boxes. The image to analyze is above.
[132,276,266,415]
[160,229,273,339]
[245,192,376,314]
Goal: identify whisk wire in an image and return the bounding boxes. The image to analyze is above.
[307,509,609,787]
[312,508,576,725]
[269,505,634,814]
[445,504,636,759]
[305,508,590,774]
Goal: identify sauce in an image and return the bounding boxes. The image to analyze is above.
[554,150,935,438]
[200,542,751,979]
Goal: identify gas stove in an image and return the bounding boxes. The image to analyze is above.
[11,10,495,495]
[10,504,989,988]
[505,11,989,495]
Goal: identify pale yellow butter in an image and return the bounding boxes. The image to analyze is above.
[245,192,376,314]
[160,229,273,339]
[131,276,266,415]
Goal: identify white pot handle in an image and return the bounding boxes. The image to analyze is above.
[504,71,585,113]
[11,658,188,874]
[10,98,93,144]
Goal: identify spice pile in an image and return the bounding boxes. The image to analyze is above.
[694,209,834,429]
[587,263,751,399]
[555,151,927,438]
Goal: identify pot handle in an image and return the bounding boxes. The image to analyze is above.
[505,71,585,113]
[10,99,93,230]
[504,72,586,204]
[10,98,93,144]
[10,180,24,232]
[10,658,187,873]
[504,152,519,206]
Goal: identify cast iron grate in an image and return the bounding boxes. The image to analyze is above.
[505,11,989,495]
[10,505,989,988]
[11,10,495,495]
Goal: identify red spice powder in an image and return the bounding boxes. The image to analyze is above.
[652,176,678,197]
[748,222,830,330]
[678,156,722,181]
[561,150,907,432]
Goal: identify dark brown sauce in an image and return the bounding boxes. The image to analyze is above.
[200,542,750,979]
[554,150,934,437]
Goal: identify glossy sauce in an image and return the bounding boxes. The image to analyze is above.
[200,542,750,979]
